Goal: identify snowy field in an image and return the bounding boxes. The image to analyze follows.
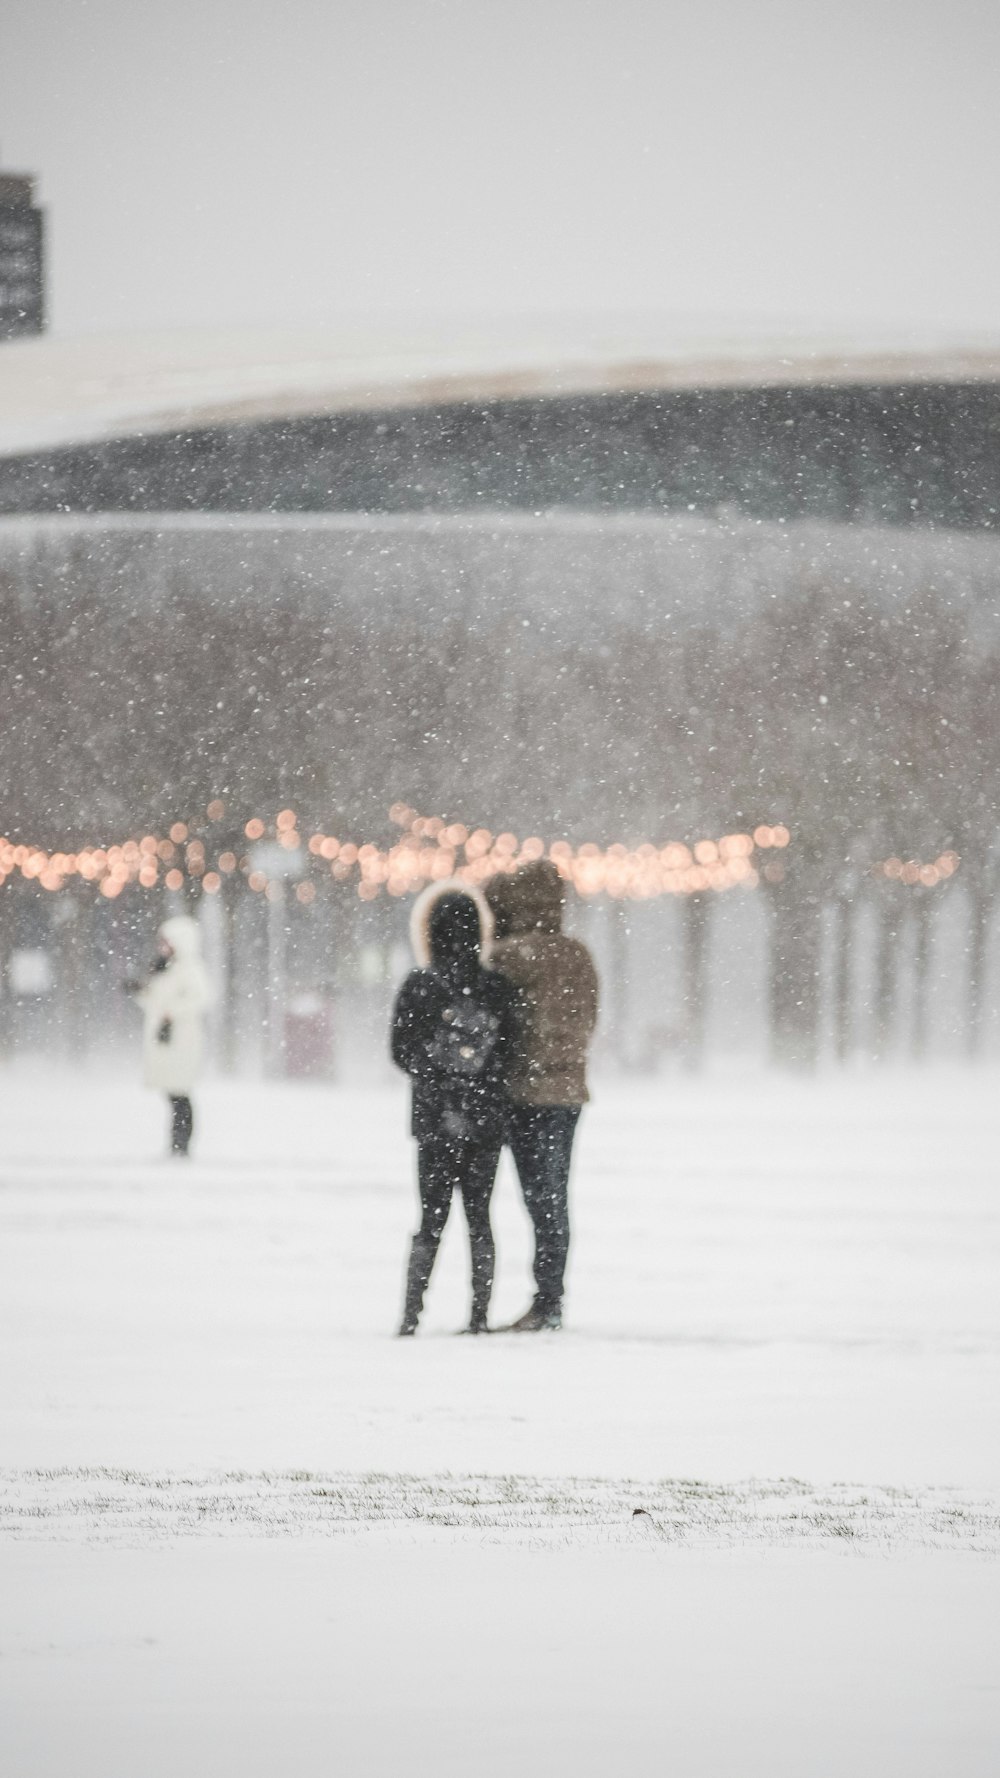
[2,1066,999,1775]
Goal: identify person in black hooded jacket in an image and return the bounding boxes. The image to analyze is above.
[391,881,520,1336]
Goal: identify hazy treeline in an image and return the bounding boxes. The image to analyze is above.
[1,511,998,1065]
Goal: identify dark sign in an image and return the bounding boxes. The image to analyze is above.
[0,207,44,338]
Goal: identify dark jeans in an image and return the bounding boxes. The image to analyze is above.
[169,1094,193,1156]
[507,1105,581,1312]
[412,1137,501,1318]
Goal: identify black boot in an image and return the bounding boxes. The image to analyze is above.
[169,1095,193,1158]
[398,1236,434,1336]
[507,1298,562,1332]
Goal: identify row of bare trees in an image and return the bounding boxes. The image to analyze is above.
[0,514,997,1066]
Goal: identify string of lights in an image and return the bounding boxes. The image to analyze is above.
[873,852,960,888]
[0,802,787,904]
[0,806,961,905]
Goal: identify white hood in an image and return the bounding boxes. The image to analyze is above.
[159,914,203,960]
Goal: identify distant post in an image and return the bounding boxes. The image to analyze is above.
[250,840,304,1077]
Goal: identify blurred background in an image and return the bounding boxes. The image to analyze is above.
[1,0,999,1078]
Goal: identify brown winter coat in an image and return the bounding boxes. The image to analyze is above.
[485,861,599,1107]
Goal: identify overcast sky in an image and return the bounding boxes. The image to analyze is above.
[3,0,1000,340]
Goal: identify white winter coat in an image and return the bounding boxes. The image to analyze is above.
[137,915,212,1094]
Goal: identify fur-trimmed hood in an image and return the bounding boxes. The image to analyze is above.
[409,878,494,969]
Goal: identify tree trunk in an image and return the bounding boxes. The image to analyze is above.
[682,892,710,1071]
[767,877,822,1070]
[831,895,854,1066]
[910,893,933,1064]
[265,880,288,1078]
[218,880,239,1074]
[0,883,14,1059]
[607,897,630,1068]
[53,889,88,1059]
[872,897,902,1062]
[966,892,993,1060]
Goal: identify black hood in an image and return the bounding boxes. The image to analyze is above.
[429,891,482,981]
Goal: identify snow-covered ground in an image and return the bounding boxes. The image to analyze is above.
[2,1067,999,1774]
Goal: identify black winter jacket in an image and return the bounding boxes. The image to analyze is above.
[391,966,520,1146]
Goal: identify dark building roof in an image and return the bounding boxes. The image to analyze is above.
[2,325,1000,526]
[1,380,998,530]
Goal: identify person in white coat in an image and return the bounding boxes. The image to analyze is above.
[130,914,212,1157]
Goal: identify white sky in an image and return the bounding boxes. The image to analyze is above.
[2,0,1000,339]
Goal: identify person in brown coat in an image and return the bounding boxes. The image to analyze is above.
[485,859,599,1330]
